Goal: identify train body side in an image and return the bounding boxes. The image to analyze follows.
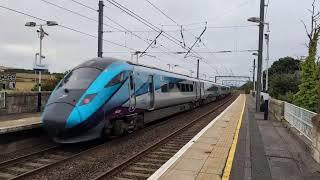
[42,58,229,143]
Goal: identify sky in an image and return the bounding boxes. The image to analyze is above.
[0,0,317,85]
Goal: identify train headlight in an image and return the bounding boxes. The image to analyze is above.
[81,93,97,105]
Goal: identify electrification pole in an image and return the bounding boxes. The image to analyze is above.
[197,59,200,79]
[38,25,44,93]
[98,0,104,58]
[253,59,256,91]
[256,0,265,112]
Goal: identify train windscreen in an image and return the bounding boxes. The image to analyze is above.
[57,68,101,90]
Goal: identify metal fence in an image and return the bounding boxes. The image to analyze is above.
[284,102,317,141]
[0,91,5,109]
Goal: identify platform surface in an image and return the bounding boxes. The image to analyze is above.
[230,95,320,180]
[149,94,246,180]
[0,113,41,134]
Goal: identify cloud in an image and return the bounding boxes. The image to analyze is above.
[0,0,318,79]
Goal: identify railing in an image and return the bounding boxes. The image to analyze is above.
[284,102,317,141]
[0,91,5,109]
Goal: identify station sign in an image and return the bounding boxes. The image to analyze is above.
[33,64,49,71]
[0,73,16,82]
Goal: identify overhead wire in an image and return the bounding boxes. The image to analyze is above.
[67,0,196,71]
[0,5,136,51]
[102,25,257,33]
[0,3,189,73]
[69,0,96,11]
[142,0,222,75]
[38,0,122,31]
[105,0,202,58]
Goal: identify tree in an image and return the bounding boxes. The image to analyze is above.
[32,73,64,91]
[238,81,253,94]
[294,0,320,112]
[267,57,300,76]
[269,73,300,103]
[264,57,300,102]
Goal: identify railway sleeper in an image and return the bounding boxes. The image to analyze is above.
[0,168,20,176]
[23,162,45,168]
[35,158,57,163]
[141,158,166,165]
[160,146,180,151]
[0,172,15,179]
[114,177,134,180]
[148,152,173,158]
[128,166,156,174]
[145,155,169,161]
[45,154,66,160]
[6,167,28,173]
[158,149,177,154]
[119,171,151,179]
[172,137,193,141]
[151,151,174,156]
[133,162,159,169]
[165,141,188,146]
[163,144,183,149]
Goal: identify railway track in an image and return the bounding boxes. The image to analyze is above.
[0,141,104,180]
[93,94,237,180]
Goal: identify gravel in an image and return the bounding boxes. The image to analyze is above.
[0,129,57,163]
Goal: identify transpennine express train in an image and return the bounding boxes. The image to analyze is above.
[42,57,230,143]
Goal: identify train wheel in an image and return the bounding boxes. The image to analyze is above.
[136,114,144,129]
[113,120,126,136]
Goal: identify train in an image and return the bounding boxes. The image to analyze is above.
[42,57,230,143]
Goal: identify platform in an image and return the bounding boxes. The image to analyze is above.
[149,94,320,180]
[149,94,246,180]
[0,113,41,134]
[230,95,320,180]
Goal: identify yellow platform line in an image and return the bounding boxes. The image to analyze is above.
[222,95,246,180]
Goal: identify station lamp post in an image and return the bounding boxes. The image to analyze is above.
[247,11,266,111]
[25,21,58,111]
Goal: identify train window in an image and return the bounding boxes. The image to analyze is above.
[190,85,193,92]
[129,74,134,90]
[169,83,174,89]
[186,84,190,92]
[181,84,186,92]
[58,68,101,90]
[209,86,219,91]
[106,72,125,87]
[177,83,181,90]
[161,84,168,92]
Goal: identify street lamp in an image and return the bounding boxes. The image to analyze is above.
[265,33,270,92]
[247,13,266,112]
[26,21,58,112]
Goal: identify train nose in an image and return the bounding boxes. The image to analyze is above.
[42,103,81,137]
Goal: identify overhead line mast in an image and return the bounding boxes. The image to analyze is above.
[98,0,104,58]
